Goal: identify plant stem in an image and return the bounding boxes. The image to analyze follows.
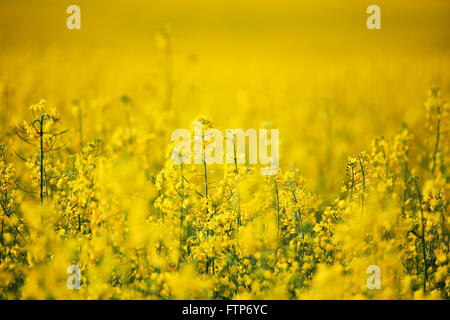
[401,161,408,216]
[349,166,355,201]
[39,113,48,204]
[232,138,241,227]
[358,155,366,212]
[431,106,440,175]
[273,179,280,238]
[203,151,208,199]
[413,179,427,292]
[292,191,304,239]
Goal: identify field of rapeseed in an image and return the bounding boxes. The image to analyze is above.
[0,1,449,299]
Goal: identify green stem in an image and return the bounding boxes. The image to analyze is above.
[431,107,440,175]
[349,166,355,201]
[78,104,83,148]
[232,138,241,227]
[401,161,408,216]
[273,179,280,238]
[413,179,427,292]
[358,155,366,212]
[39,113,49,204]
[203,151,208,199]
[291,191,304,239]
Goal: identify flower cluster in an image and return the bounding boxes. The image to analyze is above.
[0,87,448,300]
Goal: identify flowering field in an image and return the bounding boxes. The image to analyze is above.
[0,0,449,299]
